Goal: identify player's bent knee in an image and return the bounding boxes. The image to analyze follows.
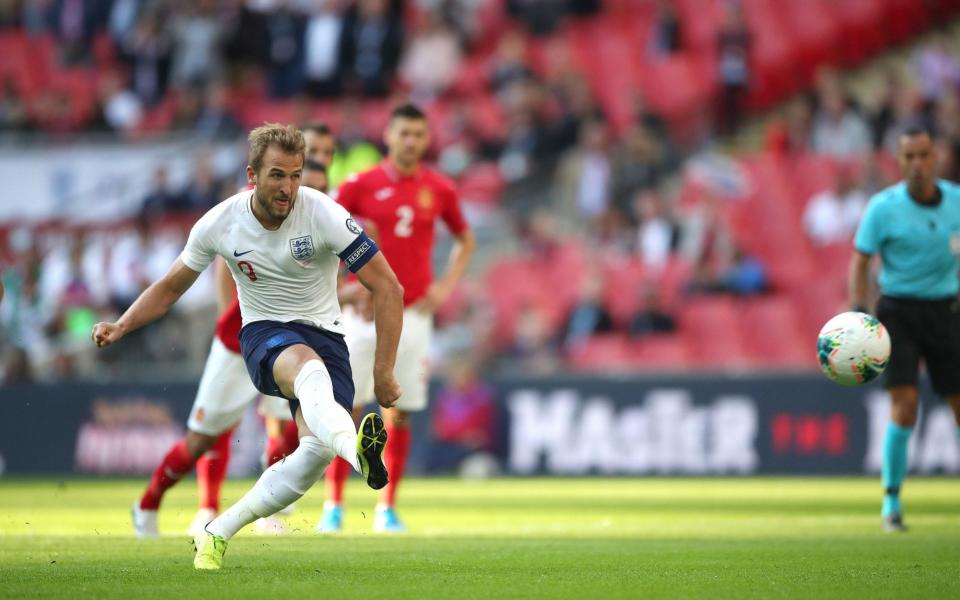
[273,344,322,398]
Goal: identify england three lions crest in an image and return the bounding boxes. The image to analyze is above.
[289,235,315,261]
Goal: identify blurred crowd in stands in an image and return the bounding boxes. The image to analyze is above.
[2,1,960,389]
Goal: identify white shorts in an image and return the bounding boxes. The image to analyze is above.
[346,307,433,412]
[187,338,288,435]
[258,395,294,421]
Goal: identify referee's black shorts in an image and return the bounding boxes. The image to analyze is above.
[876,295,960,395]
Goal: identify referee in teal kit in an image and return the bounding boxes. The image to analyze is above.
[849,123,960,532]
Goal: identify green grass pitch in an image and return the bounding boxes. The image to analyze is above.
[1,477,958,598]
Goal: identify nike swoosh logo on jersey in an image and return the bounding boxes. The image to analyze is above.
[233,249,254,257]
[374,188,395,201]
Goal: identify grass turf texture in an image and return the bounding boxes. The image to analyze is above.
[1,478,958,598]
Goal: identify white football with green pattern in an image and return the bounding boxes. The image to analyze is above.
[817,311,891,386]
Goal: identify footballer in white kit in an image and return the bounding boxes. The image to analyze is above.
[93,124,404,570]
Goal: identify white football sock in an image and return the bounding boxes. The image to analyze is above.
[206,436,334,539]
[293,359,361,472]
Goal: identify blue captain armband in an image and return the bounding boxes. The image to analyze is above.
[338,232,379,273]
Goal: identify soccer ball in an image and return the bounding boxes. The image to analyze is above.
[816,311,891,386]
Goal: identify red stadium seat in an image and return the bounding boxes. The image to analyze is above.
[676,0,724,54]
[627,336,691,371]
[679,297,749,368]
[833,0,889,66]
[740,297,815,369]
[779,0,842,85]
[884,0,931,43]
[565,334,633,372]
[457,162,505,206]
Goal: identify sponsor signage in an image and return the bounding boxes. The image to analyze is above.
[0,376,957,475]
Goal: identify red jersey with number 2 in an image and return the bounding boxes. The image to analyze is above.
[336,161,468,306]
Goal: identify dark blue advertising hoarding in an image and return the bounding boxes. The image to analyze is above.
[1,375,957,476]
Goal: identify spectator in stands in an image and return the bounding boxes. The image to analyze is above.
[879,87,930,155]
[803,163,868,247]
[866,71,899,150]
[633,189,677,270]
[507,0,567,37]
[721,248,769,296]
[0,79,29,132]
[519,209,563,260]
[338,0,404,97]
[139,166,185,218]
[496,80,555,183]
[41,231,108,318]
[0,236,54,379]
[107,216,154,313]
[612,126,665,218]
[716,3,751,135]
[913,31,960,108]
[687,245,768,297]
[504,303,560,374]
[934,91,960,181]
[53,0,101,65]
[263,1,306,98]
[46,233,103,373]
[680,192,734,289]
[765,97,812,156]
[95,70,143,133]
[169,0,223,91]
[549,70,605,151]
[554,117,612,231]
[648,0,682,59]
[121,10,172,106]
[220,1,267,80]
[430,284,497,372]
[426,359,496,474]
[179,151,223,212]
[417,0,482,48]
[21,1,53,36]
[489,30,534,97]
[304,0,346,98]
[193,83,242,139]
[811,81,872,159]
[107,0,140,46]
[400,8,464,103]
[559,272,615,351]
[629,285,677,338]
[324,99,383,189]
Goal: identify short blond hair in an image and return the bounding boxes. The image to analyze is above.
[248,123,306,173]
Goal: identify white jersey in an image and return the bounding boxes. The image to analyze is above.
[180,186,371,335]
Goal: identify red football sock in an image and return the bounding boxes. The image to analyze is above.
[265,420,301,467]
[264,434,286,467]
[325,456,351,504]
[381,424,411,507]
[196,429,232,512]
[140,438,197,510]
[281,419,300,456]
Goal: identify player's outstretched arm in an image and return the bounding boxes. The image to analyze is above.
[92,258,201,348]
[354,252,404,408]
[848,250,874,313]
[414,228,475,314]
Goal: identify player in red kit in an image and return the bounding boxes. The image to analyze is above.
[319,103,475,532]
